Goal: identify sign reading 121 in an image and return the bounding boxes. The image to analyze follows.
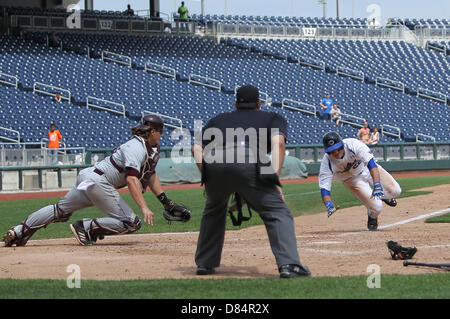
[302,28,317,37]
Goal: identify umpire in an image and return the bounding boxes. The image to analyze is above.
[192,85,310,278]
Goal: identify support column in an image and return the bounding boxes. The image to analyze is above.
[150,0,160,17]
[85,0,93,11]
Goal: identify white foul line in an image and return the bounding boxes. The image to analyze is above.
[337,208,450,237]
[378,208,450,230]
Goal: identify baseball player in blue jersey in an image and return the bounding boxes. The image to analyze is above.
[319,132,401,230]
[3,115,190,247]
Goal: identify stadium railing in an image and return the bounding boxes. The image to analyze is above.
[1,142,449,191]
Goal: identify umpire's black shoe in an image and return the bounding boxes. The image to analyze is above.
[382,198,397,207]
[367,216,378,231]
[279,264,311,278]
[70,221,94,246]
[196,266,215,275]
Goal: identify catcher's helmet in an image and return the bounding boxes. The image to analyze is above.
[132,114,164,131]
[131,114,164,137]
[141,114,164,130]
[323,131,343,153]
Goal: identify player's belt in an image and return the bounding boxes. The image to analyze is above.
[109,156,124,173]
[94,168,104,175]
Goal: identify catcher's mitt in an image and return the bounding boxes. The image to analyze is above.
[386,240,417,260]
[162,202,191,223]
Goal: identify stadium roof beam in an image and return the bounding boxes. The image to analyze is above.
[86,1,160,17]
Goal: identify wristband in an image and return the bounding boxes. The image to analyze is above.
[157,192,171,205]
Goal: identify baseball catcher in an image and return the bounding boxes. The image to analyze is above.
[158,192,191,223]
[386,241,418,260]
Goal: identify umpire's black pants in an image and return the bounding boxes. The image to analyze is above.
[195,162,302,269]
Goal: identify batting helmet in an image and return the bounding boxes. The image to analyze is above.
[323,131,343,153]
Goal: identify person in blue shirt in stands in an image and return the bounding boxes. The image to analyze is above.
[319,93,336,120]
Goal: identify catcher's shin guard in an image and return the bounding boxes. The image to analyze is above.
[15,218,47,246]
[5,204,71,247]
[86,216,142,241]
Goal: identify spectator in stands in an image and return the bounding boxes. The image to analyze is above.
[319,93,336,120]
[357,121,371,144]
[48,123,64,166]
[124,4,134,16]
[178,1,189,30]
[368,18,380,29]
[54,93,62,102]
[385,18,393,30]
[178,1,189,19]
[330,104,342,126]
[49,32,60,48]
[368,126,380,145]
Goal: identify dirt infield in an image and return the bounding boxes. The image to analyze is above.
[0,171,449,280]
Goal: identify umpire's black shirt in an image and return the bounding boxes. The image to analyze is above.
[199,108,288,164]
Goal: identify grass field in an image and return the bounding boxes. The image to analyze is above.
[0,175,449,300]
[0,273,449,299]
[1,175,449,239]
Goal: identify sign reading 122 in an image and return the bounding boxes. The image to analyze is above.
[99,20,113,30]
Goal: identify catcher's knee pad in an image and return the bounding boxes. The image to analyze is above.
[123,216,142,234]
[54,204,72,222]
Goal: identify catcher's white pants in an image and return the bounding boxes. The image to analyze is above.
[342,165,401,218]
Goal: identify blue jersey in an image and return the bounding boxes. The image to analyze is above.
[321,98,334,114]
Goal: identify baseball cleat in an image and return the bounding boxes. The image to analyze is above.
[279,264,311,278]
[367,216,378,231]
[3,229,18,247]
[382,198,397,207]
[70,221,93,246]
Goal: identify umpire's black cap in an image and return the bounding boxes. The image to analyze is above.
[236,85,259,109]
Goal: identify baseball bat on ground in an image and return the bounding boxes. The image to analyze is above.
[403,261,450,271]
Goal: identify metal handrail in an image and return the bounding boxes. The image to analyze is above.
[381,124,401,138]
[86,96,126,117]
[101,50,132,67]
[426,42,446,53]
[297,56,326,70]
[33,81,71,101]
[281,98,316,115]
[144,61,176,78]
[188,74,222,90]
[375,77,405,93]
[417,87,447,104]
[0,126,21,144]
[141,110,183,130]
[415,133,436,142]
[336,66,364,81]
[0,72,19,88]
[338,113,366,127]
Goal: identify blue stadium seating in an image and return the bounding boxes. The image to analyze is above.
[1,32,448,151]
